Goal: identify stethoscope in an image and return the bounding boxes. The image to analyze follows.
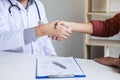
[8,0,43,25]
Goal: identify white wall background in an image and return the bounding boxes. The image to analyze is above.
[91,0,120,58]
[40,0,85,58]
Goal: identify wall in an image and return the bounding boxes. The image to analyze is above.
[40,0,85,58]
[40,0,120,58]
[91,0,120,58]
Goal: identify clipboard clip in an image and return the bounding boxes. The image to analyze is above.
[48,74,74,78]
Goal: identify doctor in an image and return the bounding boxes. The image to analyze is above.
[0,0,72,55]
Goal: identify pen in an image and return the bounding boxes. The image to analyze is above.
[48,74,74,78]
[52,61,67,69]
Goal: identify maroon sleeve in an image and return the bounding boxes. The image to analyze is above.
[91,13,120,37]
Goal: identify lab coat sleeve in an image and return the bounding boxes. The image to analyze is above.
[24,27,37,44]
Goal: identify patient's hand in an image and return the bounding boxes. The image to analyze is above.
[52,21,72,41]
[94,57,120,68]
[58,21,72,29]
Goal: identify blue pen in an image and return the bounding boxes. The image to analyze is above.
[52,61,67,69]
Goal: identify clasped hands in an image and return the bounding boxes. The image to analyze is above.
[35,20,72,41]
[48,20,72,41]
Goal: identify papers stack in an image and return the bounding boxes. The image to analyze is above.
[36,56,86,79]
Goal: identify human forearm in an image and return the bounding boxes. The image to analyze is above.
[94,57,120,68]
[69,22,93,34]
[60,21,93,34]
[112,58,120,68]
[35,24,47,37]
[35,21,72,40]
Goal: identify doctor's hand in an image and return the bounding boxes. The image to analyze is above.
[35,20,72,40]
[51,21,73,41]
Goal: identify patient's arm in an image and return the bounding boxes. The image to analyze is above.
[94,56,120,69]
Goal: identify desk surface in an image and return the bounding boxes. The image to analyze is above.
[0,52,119,80]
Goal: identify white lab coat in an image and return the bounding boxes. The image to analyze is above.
[0,0,56,56]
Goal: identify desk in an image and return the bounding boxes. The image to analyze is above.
[0,52,119,80]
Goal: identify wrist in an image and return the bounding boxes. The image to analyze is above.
[112,58,120,68]
[68,22,78,32]
[35,24,46,37]
[75,22,93,34]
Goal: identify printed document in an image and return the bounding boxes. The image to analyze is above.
[36,56,86,79]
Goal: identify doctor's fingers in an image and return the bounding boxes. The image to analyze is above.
[57,36,68,41]
[52,36,68,41]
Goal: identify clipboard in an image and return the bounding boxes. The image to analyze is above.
[36,56,86,79]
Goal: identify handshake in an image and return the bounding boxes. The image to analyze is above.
[36,20,73,41]
[50,20,73,41]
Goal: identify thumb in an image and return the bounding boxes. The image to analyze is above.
[52,20,60,29]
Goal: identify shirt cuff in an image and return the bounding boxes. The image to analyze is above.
[24,27,37,44]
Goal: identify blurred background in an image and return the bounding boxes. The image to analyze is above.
[40,0,120,58]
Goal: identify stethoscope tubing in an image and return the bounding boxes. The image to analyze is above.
[8,0,41,21]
